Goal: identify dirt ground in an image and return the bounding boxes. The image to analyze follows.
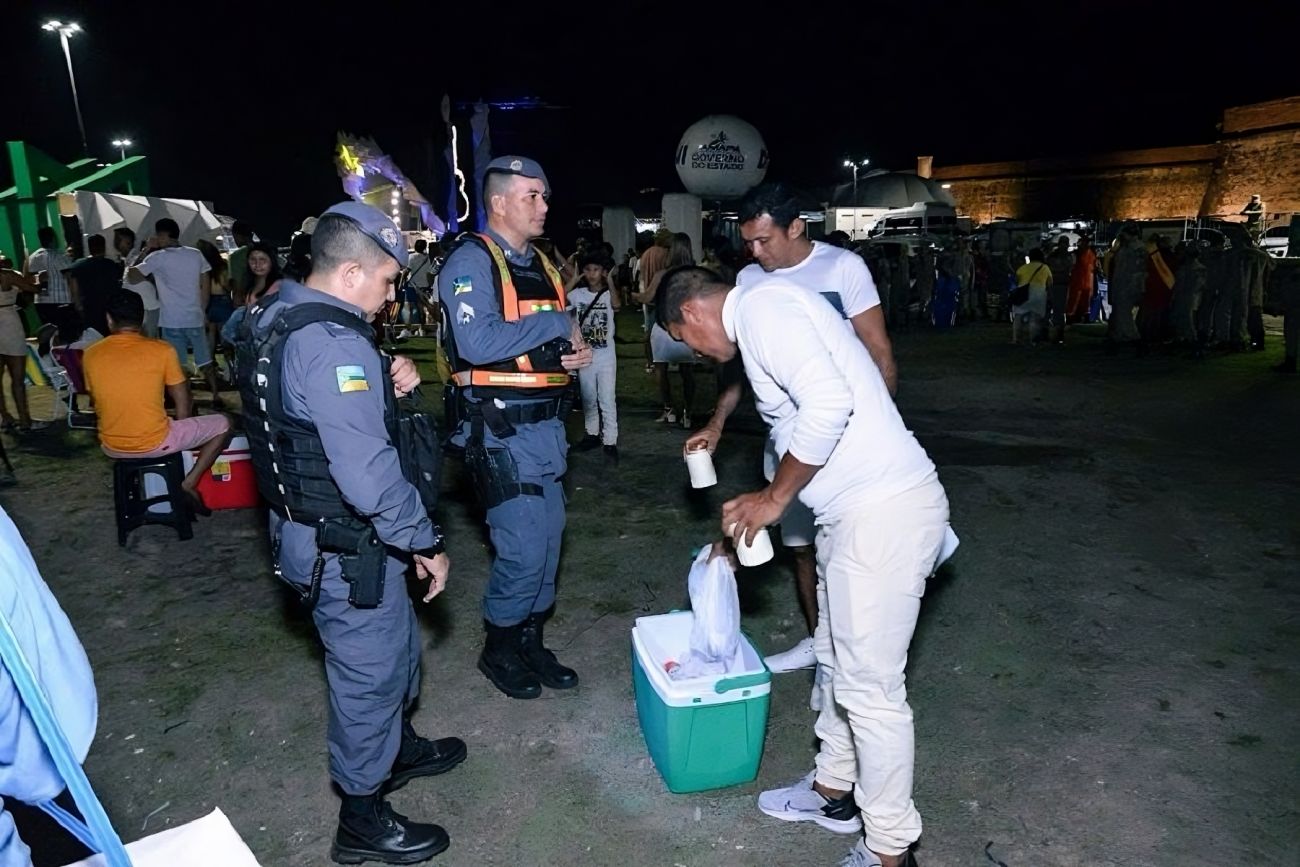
[4,313,1297,867]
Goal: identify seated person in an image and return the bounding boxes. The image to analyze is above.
[82,291,231,515]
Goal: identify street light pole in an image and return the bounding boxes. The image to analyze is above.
[112,139,133,162]
[842,158,870,239]
[42,21,88,155]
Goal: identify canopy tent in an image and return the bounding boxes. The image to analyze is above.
[829,170,956,209]
[69,192,222,247]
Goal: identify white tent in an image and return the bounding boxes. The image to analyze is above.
[73,192,223,247]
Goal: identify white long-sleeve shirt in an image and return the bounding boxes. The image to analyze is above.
[724,281,938,519]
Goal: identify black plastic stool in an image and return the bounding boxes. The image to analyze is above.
[112,453,193,546]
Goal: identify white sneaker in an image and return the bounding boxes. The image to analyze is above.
[810,662,829,712]
[765,636,816,673]
[757,771,862,834]
[839,839,917,867]
[838,839,881,867]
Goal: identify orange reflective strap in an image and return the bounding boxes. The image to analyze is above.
[537,252,567,307]
[452,370,571,388]
[475,233,520,321]
[465,233,569,381]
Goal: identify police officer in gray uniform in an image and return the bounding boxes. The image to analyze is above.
[240,202,462,865]
[439,156,593,700]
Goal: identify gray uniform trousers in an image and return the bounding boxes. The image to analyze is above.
[274,514,421,796]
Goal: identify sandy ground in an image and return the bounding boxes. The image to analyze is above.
[4,314,1297,867]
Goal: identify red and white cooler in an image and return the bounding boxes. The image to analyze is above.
[185,434,259,510]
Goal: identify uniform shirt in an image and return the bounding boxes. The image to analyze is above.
[567,284,615,350]
[723,281,937,520]
[262,280,435,556]
[437,227,571,372]
[135,245,211,329]
[438,228,573,478]
[738,241,880,318]
[24,247,74,305]
[82,332,186,452]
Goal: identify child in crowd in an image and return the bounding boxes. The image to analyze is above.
[566,252,620,461]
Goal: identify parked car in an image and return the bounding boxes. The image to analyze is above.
[1260,224,1291,259]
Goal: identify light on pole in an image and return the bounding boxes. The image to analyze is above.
[112,138,133,161]
[843,158,870,239]
[42,20,88,155]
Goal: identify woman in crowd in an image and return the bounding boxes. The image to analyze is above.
[221,241,282,346]
[198,239,234,358]
[0,260,41,432]
[638,232,699,427]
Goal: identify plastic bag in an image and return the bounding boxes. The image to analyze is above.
[673,547,741,679]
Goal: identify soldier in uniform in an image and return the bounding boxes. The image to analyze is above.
[438,156,593,700]
[239,202,462,865]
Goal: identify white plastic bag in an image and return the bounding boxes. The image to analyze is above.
[675,547,741,679]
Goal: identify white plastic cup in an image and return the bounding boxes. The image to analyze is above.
[729,523,774,567]
[685,447,717,489]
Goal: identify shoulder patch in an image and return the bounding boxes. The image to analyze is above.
[335,364,370,393]
[451,275,473,295]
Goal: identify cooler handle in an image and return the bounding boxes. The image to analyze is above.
[715,672,770,694]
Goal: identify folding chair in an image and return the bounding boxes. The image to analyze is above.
[50,347,97,430]
[0,609,131,867]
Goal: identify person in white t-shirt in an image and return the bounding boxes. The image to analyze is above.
[659,266,947,867]
[566,252,620,460]
[685,182,898,681]
[128,218,224,408]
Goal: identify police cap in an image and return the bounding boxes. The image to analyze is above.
[484,155,550,196]
[320,201,409,268]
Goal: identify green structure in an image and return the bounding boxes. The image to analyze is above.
[0,140,149,262]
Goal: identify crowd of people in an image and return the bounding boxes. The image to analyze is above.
[1,154,1293,866]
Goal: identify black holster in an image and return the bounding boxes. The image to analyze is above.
[317,518,387,609]
[464,440,544,510]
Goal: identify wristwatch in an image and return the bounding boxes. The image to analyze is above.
[413,534,445,559]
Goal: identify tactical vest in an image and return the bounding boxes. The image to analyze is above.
[444,233,571,401]
[236,301,441,525]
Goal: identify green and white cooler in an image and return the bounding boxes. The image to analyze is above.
[631,611,771,793]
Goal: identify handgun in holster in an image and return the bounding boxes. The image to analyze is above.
[317,518,387,609]
[463,439,544,510]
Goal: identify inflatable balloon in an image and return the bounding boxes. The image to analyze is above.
[674,115,769,200]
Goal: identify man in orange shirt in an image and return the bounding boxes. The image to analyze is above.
[83,291,231,515]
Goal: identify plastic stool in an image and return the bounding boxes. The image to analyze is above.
[112,453,193,546]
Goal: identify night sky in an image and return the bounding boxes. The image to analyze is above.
[9,0,1298,246]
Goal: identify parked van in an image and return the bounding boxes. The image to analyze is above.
[866,202,959,240]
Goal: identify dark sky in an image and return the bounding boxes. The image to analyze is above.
[8,0,1298,245]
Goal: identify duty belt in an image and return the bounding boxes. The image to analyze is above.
[461,395,562,440]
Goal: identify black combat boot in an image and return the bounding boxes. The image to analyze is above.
[385,719,467,793]
[519,613,579,690]
[332,793,448,865]
[477,621,541,699]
